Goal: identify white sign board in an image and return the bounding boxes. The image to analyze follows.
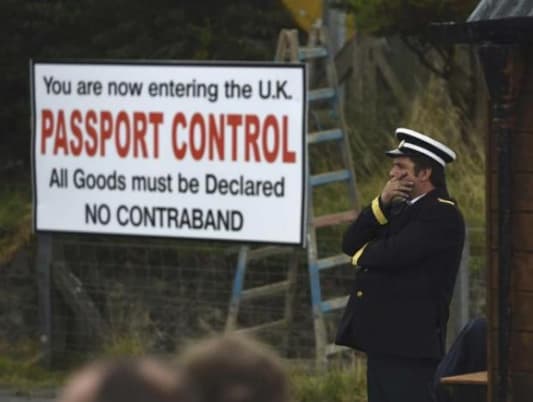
[31,61,307,246]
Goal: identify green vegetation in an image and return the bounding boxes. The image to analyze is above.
[405,73,485,227]
[0,340,64,391]
[335,0,477,36]
[0,182,32,265]
[99,292,154,358]
[290,365,366,402]
[99,336,149,359]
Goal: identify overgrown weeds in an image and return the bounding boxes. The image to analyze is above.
[0,182,32,265]
[0,340,64,391]
[290,365,366,402]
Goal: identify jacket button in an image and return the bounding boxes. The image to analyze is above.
[356,290,363,298]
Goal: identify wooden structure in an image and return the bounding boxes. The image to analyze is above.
[334,35,416,125]
[441,371,488,386]
[441,371,488,402]
[432,1,533,401]
[484,45,532,402]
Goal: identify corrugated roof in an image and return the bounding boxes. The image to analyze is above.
[468,0,533,22]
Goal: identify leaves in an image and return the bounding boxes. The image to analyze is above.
[334,0,478,36]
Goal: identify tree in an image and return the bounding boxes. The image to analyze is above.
[334,0,477,36]
[333,0,478,77]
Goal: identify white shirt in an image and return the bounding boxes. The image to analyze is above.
[408,193,428,205]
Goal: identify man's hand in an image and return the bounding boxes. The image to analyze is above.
[380,173,414,206]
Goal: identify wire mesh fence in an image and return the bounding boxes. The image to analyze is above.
[0,214,486,369]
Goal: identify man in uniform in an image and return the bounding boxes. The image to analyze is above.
[337,128,465,402]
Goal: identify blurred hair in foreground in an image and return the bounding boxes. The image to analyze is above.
[180,334,290,402]
[57,357,194,402]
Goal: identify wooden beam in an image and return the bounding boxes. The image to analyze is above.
[441,371,488,385]
[373,47,408,104]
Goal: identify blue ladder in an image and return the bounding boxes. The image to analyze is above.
[302,25,359,366]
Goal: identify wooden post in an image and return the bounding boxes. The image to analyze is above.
[480,43,525,402]
[36,233,53,367]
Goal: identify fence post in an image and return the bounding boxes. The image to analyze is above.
[459,228,471,328]
[449,226,471,346]
[36,233,53,367]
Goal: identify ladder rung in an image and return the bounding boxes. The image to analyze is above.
[310,170,351,187]
[298,46,328,60]
[325,343,352,356]
[247,246,293,261]
[235,319,287,336]
[317,254,351,270]
[308,128,343,144]
[313,210,357,228]
[320,295,349,313]
[309,88,335,102]
[241,280,290,301]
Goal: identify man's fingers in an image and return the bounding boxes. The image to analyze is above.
[397,184,413,192]
[382,176,413,204]
[392,190,410,199]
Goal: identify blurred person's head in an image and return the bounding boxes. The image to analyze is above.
[58,357,194,402]
[180,334,289,402]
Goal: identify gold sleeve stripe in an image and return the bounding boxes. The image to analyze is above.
[438,198,455,206]
[371,196,388,225]
[352,243,369,266]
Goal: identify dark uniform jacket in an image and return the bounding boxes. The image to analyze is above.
[336,188,465,359]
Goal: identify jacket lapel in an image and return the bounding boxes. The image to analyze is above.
[389,188,446,233]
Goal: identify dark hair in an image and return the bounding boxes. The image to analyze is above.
[98,359,186,402]
[59,358,194,402]
[181,335,289,402]
[410,154,447,190]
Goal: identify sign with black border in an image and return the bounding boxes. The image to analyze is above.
[31,60,307,246]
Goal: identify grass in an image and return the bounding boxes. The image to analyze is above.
[290,365,367,402]
[0,182,32,265]
[405,72,486,228]
[0,340,65,392]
